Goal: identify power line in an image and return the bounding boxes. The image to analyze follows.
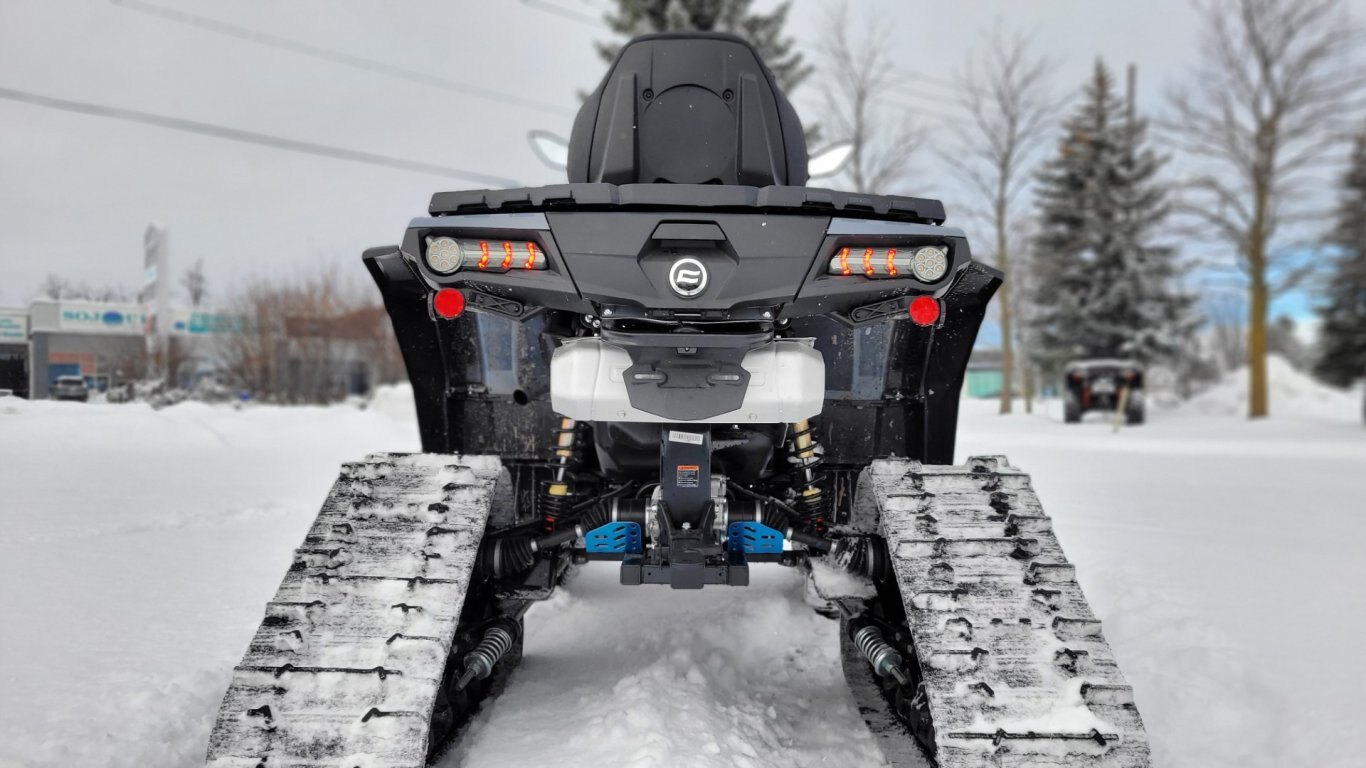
[109,0,577,117]
[0,85,522,187]
[520,0,603,27]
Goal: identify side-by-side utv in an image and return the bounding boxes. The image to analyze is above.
[206,32,1151,768]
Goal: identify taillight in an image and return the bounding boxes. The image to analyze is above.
[424,236,547,274]
[828,245,948,282]
[908,296,940,326]
[433,288,465,319]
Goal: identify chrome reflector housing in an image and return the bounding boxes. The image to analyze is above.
[911,246,948,282]
[425,236,462,274]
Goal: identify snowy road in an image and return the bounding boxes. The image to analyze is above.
[0,376,1362,768]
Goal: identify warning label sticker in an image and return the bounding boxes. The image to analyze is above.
[668,430,705,445]
[675,465,700,488]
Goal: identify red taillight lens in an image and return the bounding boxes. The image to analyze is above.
[908,296,940,326]
[433,288,465,319]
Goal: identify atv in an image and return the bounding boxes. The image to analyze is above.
[206,32,1151,768]
[1063,359,1145,425]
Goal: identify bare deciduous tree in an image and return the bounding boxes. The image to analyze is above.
[32,275,129,302]
[216,272,403,404]
[1169,0,1364,418]
[37,274,69,300]
[1008,214,1040,413]
[816,1,924,194]
[943,29,1055,414]
[1208,291,1249,371]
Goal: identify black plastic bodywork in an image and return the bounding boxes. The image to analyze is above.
[364,184,1000,466]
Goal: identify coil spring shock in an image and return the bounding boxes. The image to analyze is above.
[788,419,829,531]
[454,620,518,691]
[853,624,909,686]
[539,417,584,531]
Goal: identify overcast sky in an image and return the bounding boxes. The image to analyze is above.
[2,0,1363,318]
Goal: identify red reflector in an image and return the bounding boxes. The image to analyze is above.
[908,296,940,326]
[433,288,465,319]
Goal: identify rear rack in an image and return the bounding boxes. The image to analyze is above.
[429,183,947,225]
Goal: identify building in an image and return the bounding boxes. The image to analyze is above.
[279,306,399,399]
[5,298,400,402]
[27,300,148,397]
[965,347,1004,398]
[18,299,240,399]
[0,307,28,396]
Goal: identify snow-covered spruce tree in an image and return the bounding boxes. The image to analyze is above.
[1313,131,1366,388]
[1027,61,1196,380]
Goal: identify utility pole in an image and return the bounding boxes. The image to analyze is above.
[140,224,170,386]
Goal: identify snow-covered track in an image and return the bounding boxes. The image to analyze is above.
[870,456,1151,767]
[205,452,502,768]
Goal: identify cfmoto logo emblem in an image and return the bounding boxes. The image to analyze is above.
[668,257,708,298]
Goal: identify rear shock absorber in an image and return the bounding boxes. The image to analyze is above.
[539,417,584,531]
[454,617,521,691]
[852,623,909,686]
[788,419,828,531]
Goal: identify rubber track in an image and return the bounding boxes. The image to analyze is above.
[870,456,1150,767]
[205,453,502,768]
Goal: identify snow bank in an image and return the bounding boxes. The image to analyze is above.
[0,396,419,768]
[367,382,418,424]
[1185,355,1360,423]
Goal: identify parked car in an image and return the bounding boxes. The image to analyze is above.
[51,375,90,402]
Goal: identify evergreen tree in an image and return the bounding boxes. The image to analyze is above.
[1027,61,1197,378]
[595,0,811,94]
[1313,132,1366,387]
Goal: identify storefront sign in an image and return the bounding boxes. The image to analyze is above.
[26,301,243,338]
[0,309,26,343]
[169,308,243,336]
[54,302,148,335]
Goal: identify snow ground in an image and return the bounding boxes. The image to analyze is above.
[0,369,1362,768]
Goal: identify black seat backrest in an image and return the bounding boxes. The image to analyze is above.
[567,32,808,187]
